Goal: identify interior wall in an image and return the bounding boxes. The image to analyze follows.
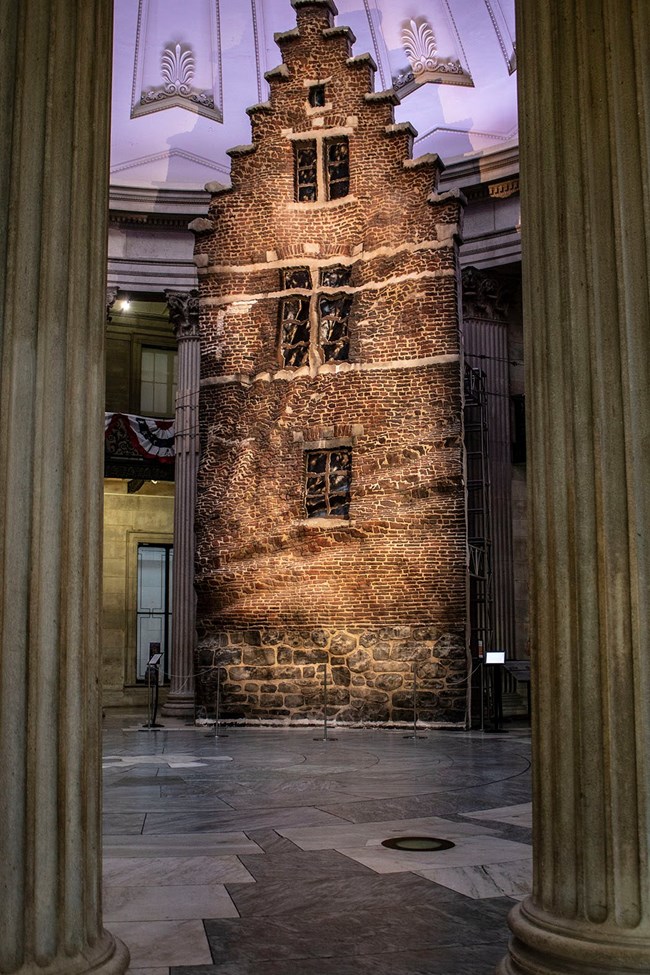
[103,478,175,708]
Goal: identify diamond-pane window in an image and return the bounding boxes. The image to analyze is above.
[305,449,351,518]
[280,297,311,367]
[296,143,317,202]
[326,138,349,200]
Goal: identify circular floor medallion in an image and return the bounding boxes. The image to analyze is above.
[381,836,455,852]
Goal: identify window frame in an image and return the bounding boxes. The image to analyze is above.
[293,136,350,204]
[304,447,352,520]
[324,137,349,200]
[278,265,353,369]
[139,345,178,418]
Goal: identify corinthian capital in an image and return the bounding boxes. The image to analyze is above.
[462,266,511,322]
[106,286,119,320]
[165,289,200,339]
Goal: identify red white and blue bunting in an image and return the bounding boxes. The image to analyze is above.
[104,413,175,462]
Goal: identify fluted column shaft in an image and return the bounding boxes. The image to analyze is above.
[162,292,200,716]
[501,2,650,973]
[0,2,128,974]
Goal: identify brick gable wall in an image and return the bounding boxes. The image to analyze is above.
[194,0,468,726]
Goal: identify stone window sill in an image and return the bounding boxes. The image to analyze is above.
[298,517,355,528]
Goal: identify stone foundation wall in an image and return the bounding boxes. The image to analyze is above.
[195,626,467,726]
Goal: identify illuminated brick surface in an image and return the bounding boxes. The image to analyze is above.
[194,0,467,724]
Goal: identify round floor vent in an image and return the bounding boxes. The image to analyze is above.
[381,836,455,852]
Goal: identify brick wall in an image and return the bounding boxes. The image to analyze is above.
[194,0,468,726]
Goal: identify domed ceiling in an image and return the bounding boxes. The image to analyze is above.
[111,0,517,191]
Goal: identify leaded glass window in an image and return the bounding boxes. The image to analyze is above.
[279,265,353,367]
[319,295,352,362]
[305,448,351,518]
[280,298,310,367]
[282,268,311,290]
[308,84,326,108]
[295,143,317,202]
[319,265,351,288]
[326,138,349,200]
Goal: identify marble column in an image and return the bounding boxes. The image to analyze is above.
[0,2,129,973]
[162,291,201,716]
[500,2,650,973]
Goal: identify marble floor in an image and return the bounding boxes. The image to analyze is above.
[102,715,532,975]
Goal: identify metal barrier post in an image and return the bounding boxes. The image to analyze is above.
[404,660,425,739]
[314,662,337,742]
[207,666,228,738]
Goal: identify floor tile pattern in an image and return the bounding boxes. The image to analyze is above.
[102,717,531,974]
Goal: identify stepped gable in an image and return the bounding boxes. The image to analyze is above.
[192,0,467,727]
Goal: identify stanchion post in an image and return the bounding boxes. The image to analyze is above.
[140,649,164,731]
[404,659,425,739]
[208,665,228,739]
[314,661,337,742]
[412,660,417,738]
[147,665,152,729]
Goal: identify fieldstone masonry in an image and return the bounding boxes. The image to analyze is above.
[196,626,467,724]
[194,0,468,726]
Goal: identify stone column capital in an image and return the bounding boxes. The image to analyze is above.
[462,265,511,322]
[165,289,200,339]
[106,286,119,320]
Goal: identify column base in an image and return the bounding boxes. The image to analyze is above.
[499,898,650,975]
[11,930,129,975]
[161,691,195,718]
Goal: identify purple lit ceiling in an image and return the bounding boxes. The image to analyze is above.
[111,0,517,190]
